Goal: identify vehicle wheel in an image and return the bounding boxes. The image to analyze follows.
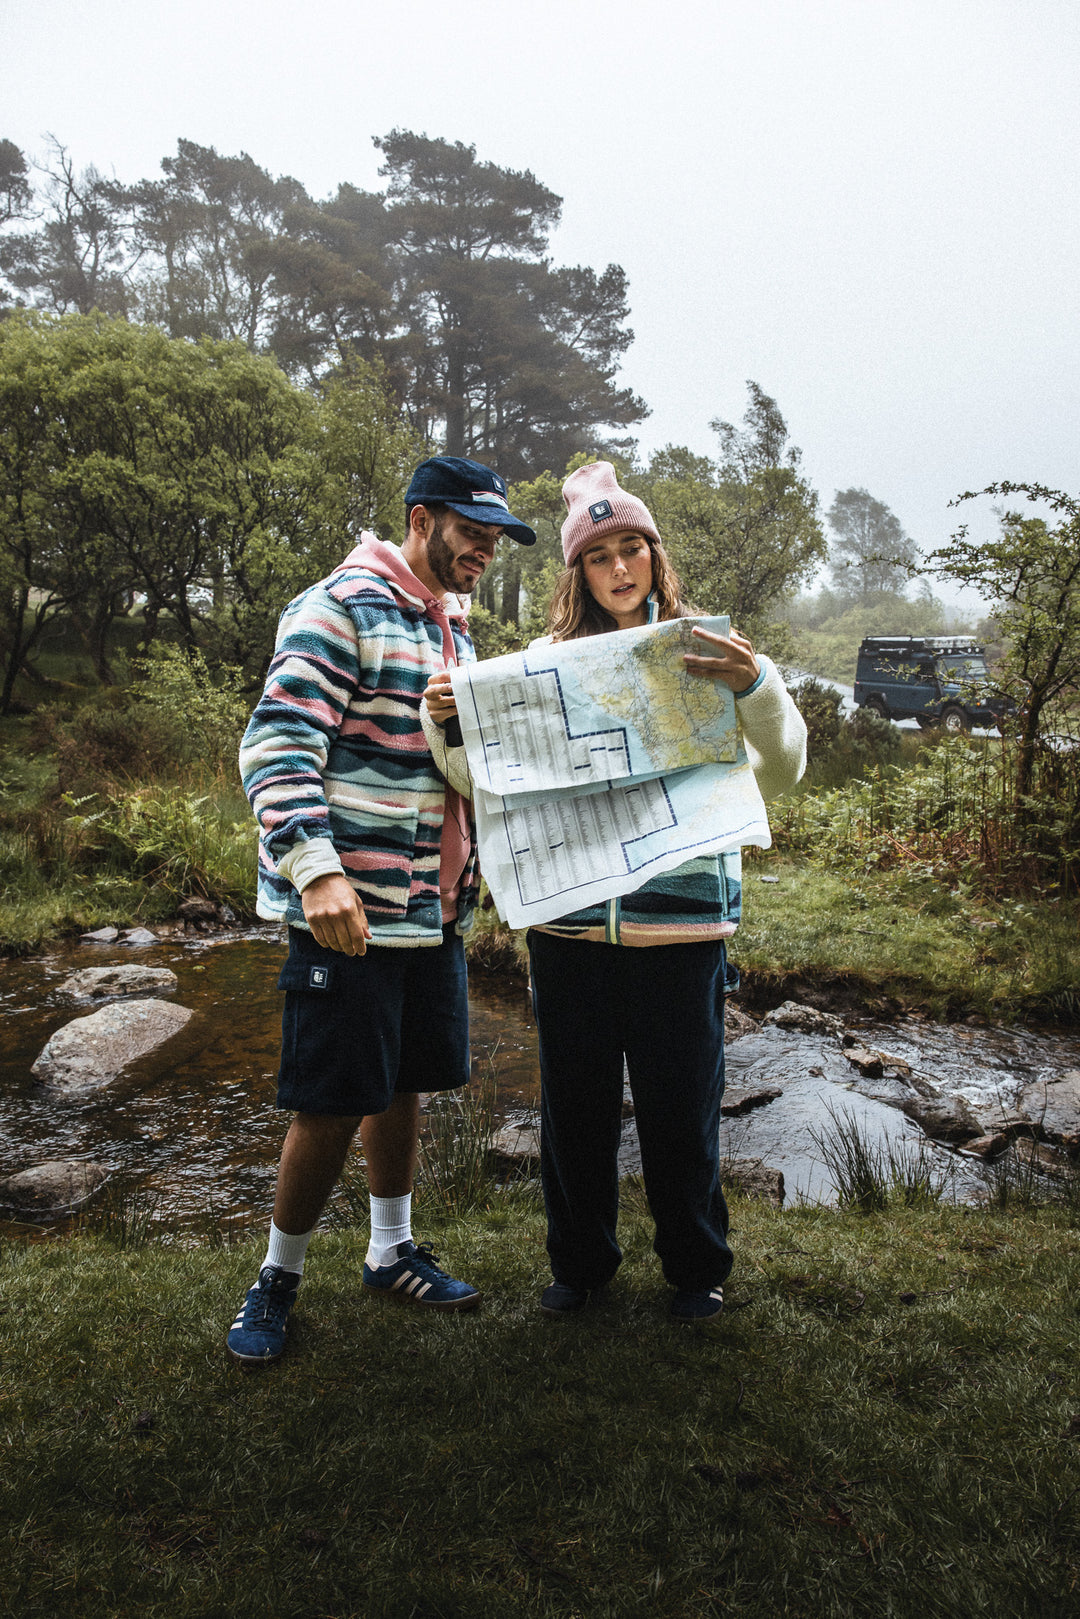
[864,697,889,720]
[941,705,969,734]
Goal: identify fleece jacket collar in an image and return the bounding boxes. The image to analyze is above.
[345,532,470,635]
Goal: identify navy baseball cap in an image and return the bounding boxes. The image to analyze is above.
[405,456,536,545]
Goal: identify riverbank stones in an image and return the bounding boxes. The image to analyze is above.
[724,1158,785,1207]
[56,965,179,1002]
[897,1089,982,1143]
[0,1159,109,1219]
[724,1004,759,1041]
[31,998,193,1090]
[489,1120,541,1176]
[1018,1069,1080,1150]
[763,1001,845,1038]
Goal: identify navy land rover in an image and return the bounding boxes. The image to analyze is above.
[853,636,1008,733]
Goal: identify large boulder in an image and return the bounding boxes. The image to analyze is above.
[0,1159,109,1219]
[56,965,179,1002]
[1018,1069,1080,1150]
[898,1090,982,1143]
[31,998,192,1090]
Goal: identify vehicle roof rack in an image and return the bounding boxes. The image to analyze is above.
[858,635,983,654]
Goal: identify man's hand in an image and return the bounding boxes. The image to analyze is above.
[301,873,372,955]
[683,627,761,694]
[424,670,458,726]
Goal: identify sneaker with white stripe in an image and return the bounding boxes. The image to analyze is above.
[362,1240,480,1311]
[226,1264,300,1366]
[670,1284,724,1322]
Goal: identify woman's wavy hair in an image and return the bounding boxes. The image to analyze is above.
[547,536,692,642]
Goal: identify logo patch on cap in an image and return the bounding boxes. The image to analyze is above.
[589,500,613,523]
[309,966,329,989]
[471,490,509,510]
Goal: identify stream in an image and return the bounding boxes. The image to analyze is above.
[3,929,1078,1227]
[0,927,538,1232]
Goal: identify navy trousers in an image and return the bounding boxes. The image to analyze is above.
[527,930,733,1294]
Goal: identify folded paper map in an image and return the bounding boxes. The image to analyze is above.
[450,617,771,929]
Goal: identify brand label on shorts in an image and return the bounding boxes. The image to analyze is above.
[309,966,329,989]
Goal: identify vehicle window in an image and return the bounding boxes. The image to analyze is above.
[936,655,988,678]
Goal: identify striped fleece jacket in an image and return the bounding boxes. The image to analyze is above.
[240,534,479,946]
[422,606,806,947]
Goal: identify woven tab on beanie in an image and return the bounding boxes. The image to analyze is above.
[560,462,661,565]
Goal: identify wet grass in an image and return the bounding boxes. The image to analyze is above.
[1,1197,1079,1618]
[466,856,1080,1024]
[810,1106,955,1213]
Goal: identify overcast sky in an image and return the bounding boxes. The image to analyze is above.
[5,0,1078,605]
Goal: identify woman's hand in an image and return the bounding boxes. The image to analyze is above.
[683,626,761,693]
[424,670,458,726]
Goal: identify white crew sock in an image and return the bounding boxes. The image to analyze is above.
[262,1219,315,1278]
[365,1192,413,1270]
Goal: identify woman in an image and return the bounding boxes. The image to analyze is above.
[425,461,806,1322]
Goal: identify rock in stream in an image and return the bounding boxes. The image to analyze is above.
[31,998,193,1090]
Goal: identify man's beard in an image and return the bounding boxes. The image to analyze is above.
[425,514,470,594]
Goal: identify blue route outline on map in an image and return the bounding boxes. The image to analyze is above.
[490,763,768,915]
[463,660,632,792]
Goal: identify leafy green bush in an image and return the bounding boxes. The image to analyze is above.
[465,602,528,660]
[82,785,253,907]
[792,677,904,789]
[130,645,250,776]
[38,647,249,794]
[792,676,843,752]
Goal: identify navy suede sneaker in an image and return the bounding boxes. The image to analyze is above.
[670,1284,724,1322]
[226,1265,300,1366]
[540,1282,593,1316]
[363,1241,480,1311]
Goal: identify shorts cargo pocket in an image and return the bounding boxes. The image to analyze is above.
[276,945,363,1097]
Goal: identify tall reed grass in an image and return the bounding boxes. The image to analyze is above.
[810,1107,954,1212]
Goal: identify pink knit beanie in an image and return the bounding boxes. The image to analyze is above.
[560,462,661,566]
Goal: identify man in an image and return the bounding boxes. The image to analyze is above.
[227,456,535,1366]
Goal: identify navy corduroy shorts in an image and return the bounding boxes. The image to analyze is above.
[275,924,469,1116]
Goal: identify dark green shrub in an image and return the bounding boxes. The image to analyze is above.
[792,677,903,788]
[792,676,843,753]
[38,647,249,793]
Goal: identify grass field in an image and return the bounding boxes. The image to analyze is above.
[2,1193,1079,1618]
